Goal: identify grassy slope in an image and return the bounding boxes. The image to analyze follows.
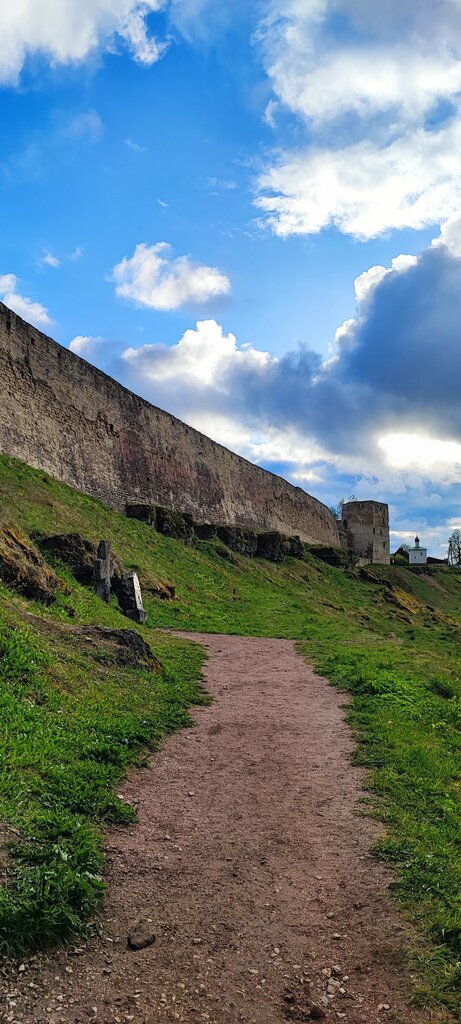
[0,455,460,1014]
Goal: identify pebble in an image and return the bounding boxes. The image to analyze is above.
[310,1003,326,1018]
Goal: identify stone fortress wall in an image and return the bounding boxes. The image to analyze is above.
[0,303,341,546]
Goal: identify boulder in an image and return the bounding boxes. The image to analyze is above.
[0,525,60,604]
[128,918,156,950]
[77,627,161,671]
[126,503,156,527]
[256,531,286,563]
[194,522,218,541]
[155,507,194,544]
[216,526,258,557]
[37,533,124,591]
[286,535,304,559]
[145,581,176,601]
[308,545,349,568]
[37,533,97,584]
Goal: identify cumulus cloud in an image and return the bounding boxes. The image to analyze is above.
[256,119,461,239]
[0,1,167,85]
[116,233,461,502]
[112,242,231,311]
[256,0,461,238]
[0,274,54,328]
[69,335,107,358]
[259,0,461,127]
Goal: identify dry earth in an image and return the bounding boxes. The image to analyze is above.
[1,634,441,1024]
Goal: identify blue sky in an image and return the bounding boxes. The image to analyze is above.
[1,0,461,556]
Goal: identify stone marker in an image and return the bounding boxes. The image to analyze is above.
[118,570,148,624]
[93,540,112,603]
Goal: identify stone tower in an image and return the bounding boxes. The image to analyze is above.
[341,500,390,565]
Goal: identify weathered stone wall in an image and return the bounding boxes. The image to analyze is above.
[341,501,390,565]
[0,303,340,546]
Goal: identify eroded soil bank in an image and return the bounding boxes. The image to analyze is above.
[2,635,435,1024]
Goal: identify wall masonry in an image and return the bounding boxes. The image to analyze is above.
[0,303,340,546]
[341,500,390,565]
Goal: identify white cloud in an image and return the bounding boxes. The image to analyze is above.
[256,118,461,240]
[208,177,237,192]
[380,433,461,477]
[121,321,328,484]
[256,0,461,239]
[69,335,106,357]
[259,0,461,127]
[432,212,461,258]
[125,137,146,152]
[112,242,231,311]
[0,274,54,328]
[38,250,61,269]
[123,318,273,386]
[0,1,167,85]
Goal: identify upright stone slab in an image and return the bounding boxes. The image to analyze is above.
[93,539,112,603]
[118,571,148,624]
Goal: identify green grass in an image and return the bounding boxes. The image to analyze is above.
[0,454,460,1016]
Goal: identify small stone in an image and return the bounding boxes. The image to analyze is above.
[128,919,156,950]
[378,1004,390,1012]
[332,933,342,940]
[326,912,335,919]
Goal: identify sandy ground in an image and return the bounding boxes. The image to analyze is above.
[1,634,438,1024]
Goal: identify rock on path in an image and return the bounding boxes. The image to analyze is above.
[2,634,436,1024]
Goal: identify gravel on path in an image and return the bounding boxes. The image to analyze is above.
[1,634,438,1024]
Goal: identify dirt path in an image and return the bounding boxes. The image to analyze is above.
[2,634,434,1024]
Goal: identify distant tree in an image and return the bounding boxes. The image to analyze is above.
[393,545,410,565]
[448,529,461,567]
[329,500,344,521]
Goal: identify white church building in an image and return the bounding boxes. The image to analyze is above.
[409,536,427,566]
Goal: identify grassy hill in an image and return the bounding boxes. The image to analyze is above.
[0,453,460,1015]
